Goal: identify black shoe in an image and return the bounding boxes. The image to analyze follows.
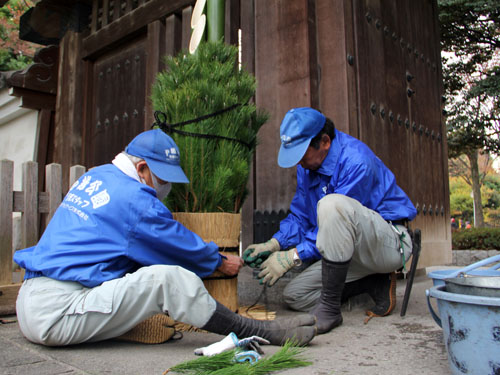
[310,258,350,334]
[364,272,397,322]
[201,302,316,346]
[341,275,370,303]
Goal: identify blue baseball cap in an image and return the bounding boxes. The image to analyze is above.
[278,107,326,168]
[125,129,189,183]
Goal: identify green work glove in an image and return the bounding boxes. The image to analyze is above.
[257,249,296,286]
[242,238,280,268]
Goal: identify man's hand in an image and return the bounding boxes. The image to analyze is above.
[242,238,280,268]
[257,249,296,286]
[217,254,244,276]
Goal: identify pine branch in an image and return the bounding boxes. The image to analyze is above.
[166,341,312,375]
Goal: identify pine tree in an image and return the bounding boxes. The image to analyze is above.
[151,41,268,213]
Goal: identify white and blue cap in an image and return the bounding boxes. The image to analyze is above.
[125,129,189,183]
[278,107,326,168]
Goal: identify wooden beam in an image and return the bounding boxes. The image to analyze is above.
[113,0,121,22]
[9,87,56,111]
[54,31,85,190]
[224,0,240,46]
[35,109,54,192]
[307,0,319,110]
[102,0,110,27]
[145,19,166,130]
[83,0,194,59]
[240,0,254,74]
[165,13,182,57]
[181,6,193,51]
[12,191,51,214]
[91,0,99,33]
[240,0,255,249]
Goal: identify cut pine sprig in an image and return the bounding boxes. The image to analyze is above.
[165,340,312,375]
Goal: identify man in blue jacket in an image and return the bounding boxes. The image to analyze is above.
[243,107,416,334]
[14,129,316,347]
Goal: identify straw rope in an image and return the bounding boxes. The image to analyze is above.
[117,305,275,343]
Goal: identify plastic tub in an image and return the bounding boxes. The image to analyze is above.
[428,254,500,286]
[426,285,500,375]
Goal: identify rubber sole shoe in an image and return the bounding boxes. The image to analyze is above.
[364,272,397,323]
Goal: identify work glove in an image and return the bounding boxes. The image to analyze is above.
[242,238,281,268]
[257,249,296,286]
[194,332,270,357]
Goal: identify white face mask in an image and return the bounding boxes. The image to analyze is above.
[151,173,172,201]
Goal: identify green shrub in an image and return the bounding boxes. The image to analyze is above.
[452,227,500,250]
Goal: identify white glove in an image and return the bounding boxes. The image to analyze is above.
[194,332,270,356]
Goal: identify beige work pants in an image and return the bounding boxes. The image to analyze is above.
[16,265,216,346]
[283,194,412,312]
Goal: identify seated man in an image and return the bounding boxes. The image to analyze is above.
[14,129,316,346]
[244,107,416,334]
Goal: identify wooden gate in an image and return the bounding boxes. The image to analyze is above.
[47,0,449,266]
[80,1,196,167]
[77,0,244,167]
[250,0,450,266]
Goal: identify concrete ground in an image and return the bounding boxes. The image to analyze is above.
[0,266,452,375]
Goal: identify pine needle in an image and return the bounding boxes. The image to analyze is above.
[166,340,312,375]
[167,349,236,374]
[252,340,312,374]
[151,41,269,213]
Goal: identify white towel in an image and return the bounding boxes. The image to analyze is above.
[112,152,141,182]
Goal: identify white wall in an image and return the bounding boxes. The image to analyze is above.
[0,88,39,191]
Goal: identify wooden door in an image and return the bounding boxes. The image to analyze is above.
[85,36,148,167]
[252,0,451,266]
[349,0,450,266]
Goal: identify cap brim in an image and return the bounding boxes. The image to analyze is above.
[145,158,190,183]
[278,139,311,168]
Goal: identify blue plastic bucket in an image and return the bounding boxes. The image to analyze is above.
[428,254,500,286]
[426,285,500,375]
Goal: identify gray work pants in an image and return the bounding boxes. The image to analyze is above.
[283,194,412,312]
[16,265,216,346]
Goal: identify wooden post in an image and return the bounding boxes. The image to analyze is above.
[165,13,182,57]
[0,160,13,286]
[46,163,62,221]
[21,162,39,281]
[69,165,86,188]
[21,162,38,250]
[91,0,99,33]
[102,0,110,27]
[181,6,193,50]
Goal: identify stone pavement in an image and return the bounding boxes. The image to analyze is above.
[0,266,453,375]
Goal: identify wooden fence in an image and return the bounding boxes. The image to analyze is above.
[0,160,86,314]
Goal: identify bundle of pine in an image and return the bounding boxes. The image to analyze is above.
[163,340,312,375]
[151,41,268,213]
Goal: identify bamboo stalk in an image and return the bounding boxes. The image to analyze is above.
[207,0,225,42]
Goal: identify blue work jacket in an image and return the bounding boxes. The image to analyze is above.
[14,164,222,287]
[273,129,417,261]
